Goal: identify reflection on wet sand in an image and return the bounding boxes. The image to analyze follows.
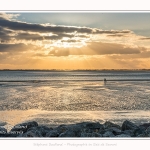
[1,110,150,131]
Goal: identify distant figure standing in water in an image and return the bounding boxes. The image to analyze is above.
[104,78,107,85]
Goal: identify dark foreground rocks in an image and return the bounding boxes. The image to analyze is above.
[1,120,150,137]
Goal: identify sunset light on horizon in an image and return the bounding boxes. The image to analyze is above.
[1,12,150,70]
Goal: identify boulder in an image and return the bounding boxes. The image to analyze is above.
[133,128,145,137]
[21,130,43,137]
[81,132,102,137]
[145,126,150,134]
[59,130,75,137]
[26,126,53,137]
[0,127,7,134]
[76,122,104,130]
[77,122,104,133]
[0,127,7,137]
[103,131,115,137]
[54,125,68,135]
[139,123,150,130]
[122,130,134,137]
[81,132,92,137]
[67,125,82,137]
[106,127,122,135]
[91,132,102,137]
[10,121,38,134]
[2,120,150,137]
[104,121,121,130]
[85,122,104,130]
[116,134,131,137]
[137,134,148,137]
[46,130,59,137]
[1,133,19,137]
[0,121,7,126]
[145,126,150,137]
[121,120,139,131]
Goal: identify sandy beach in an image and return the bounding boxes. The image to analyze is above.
[1,109,150,132]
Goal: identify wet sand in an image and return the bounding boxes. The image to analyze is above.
[1,109,150,131]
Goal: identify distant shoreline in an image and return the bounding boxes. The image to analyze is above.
[1,79,150,82]
[0,69,150,71]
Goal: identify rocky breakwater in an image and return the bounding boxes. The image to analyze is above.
[1,120,150,137]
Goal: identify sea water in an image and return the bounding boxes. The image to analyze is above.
[0,70,150,130]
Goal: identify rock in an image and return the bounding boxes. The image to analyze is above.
[26,126,53,137]
[133,128,145,137]
[77,122,103,129]
[77,122,104,133]
[81,132,92,137]
[54,125,68,135]
[59,130,75,137]
[144,126,150,137]
[145,126,150,134]
[121,120,139,131]
[58,124,84,137]
[116,134,131,137]
[91,132,102,137]
[85,122,104,130]
[107,127,122,135]
[18,125,53,137]
[1,133,19,137]
[0,127,7,134]
[122,130,134,137]
[139,123,150,130]
[99,129,107,135]
[46,130,59,137]
[104,121,121,130]
[10,121,38,134]
[137,134,148,137]
[0,121,7,126]
[81,132,102,137]
[67,125,82,137]
[2,120,150,137]
[103,131,115,137]
[0,127,7,137]
[21,130,43,137]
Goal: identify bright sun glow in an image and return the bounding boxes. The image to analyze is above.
[0,12,150,69]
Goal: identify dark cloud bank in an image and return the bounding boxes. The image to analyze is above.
[0,13,146,57]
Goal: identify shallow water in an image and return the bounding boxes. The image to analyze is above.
[0,70,150,130]
[0,80,150,111]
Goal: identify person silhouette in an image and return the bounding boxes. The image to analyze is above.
[104,78,107,85]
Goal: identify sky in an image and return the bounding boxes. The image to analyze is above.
[0,12,150,70]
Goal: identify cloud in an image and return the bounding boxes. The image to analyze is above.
[0,26,14,42]
[0,14,132,36]
[14,32,77,41]
[0,32,78,44]
[16,33,55,41]
[48,42,142,56]
[0,13,20,20]
[1,13,150,69]
[0,43,27,52]
[0,13,136,54]
[95,30,131,34]
[87,42,142,54]
[139,37,150,40]
[0,43,37,52]
[61,39,81,43]
[107,34,125,37]
[108,49,150,59]
[0,17,93,34]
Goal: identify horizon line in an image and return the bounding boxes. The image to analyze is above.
[0,69,150,71]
